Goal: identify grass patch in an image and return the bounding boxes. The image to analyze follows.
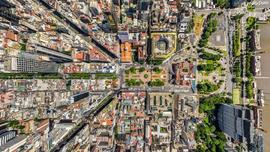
[233,25,241,57]
[194,14,205,37]
[198,49,222,61]
[197,62,221,73]
[95,73,117,80]
[126,79,142,86]
[67,73,90,79]
[233,88,241,104]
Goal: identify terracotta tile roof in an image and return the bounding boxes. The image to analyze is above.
[5,31,18,41]
[75,52,85,61]
[100,119,113,126]
[121,42,132,63]
[89,48,110,62]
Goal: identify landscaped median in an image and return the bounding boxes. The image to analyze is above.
[244,22,258,102]
[232,14,243,57]
[0,72,62,79]
[0,72,118,80]
[194,14,205,38]
[66,72,117,80]
[94,73,117,80]
[66,73,90,79]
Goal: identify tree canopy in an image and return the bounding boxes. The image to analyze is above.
[199,13,218,47]
[214,0,229,8]
[197,82,219,94]
[199,95,232,114]
[195,95,232,152]
[199,49,222,61]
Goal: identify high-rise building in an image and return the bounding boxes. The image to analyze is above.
[230,0,246,7]
[0,122,16,147]
[0,0,20,24]
[217,104,255,144]
[0,135,27,152]
[5,53,59,73]
[69,92,89,103]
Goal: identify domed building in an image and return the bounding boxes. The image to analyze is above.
[151,32,177,60]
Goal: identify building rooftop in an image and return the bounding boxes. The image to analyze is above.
[151,32,177,60]
[121,42,132,63]
[218,104,255,144]
[0,135,27,151]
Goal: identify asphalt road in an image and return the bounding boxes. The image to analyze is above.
[224,10,234,94]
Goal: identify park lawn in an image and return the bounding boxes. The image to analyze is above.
[233,88,241,105]
[220,50,227,56]
[198,60,214,64]
[206,60,214,64]
[198,60,205,64]
[194,14,204,37]
[233,20,241,57]
[217,66,223,75]
[249,99,255,105]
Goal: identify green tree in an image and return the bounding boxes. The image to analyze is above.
[247,4,255,12]
[199,49,222,61]
[139,67,145,72]
[8,120,19,128]
[126,79,143,86]
[199,95,232,113]
[214,0,229,8]
[197,82,219,94]
[153,67,161,73]
[149,79,164,86]
[144,74,148,78]
[130,67,136,74]
[246,17,257,31]
[195,94,230,151]
[197,63,220,72]
[198,14,218,47]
